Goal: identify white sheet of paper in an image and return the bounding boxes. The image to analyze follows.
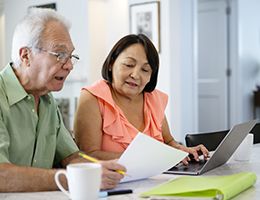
[118,132,188,183]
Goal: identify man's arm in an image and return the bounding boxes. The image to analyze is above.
[0,163,67,192]
[0,152,125,192]
[0,153,86,192]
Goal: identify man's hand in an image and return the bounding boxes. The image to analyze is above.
[99,160,126,189]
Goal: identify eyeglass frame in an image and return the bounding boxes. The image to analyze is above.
[33,47,80,65]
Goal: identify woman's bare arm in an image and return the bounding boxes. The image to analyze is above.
[74,90,121,160]
[161,116,209,164]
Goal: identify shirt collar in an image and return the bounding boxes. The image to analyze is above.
[1,63,51,106]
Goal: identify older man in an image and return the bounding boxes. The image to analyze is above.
[0,8,125,192]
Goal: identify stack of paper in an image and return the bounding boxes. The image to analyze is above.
[140,172,257,200]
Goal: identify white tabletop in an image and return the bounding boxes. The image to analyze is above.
[1,144,260,200]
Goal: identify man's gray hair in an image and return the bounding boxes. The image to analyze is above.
[11,8,71,67]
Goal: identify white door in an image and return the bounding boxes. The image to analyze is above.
[198,0,229,132]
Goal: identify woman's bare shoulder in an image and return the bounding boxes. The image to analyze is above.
[78,89,99,107]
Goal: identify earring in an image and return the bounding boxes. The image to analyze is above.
[109,68,112,71]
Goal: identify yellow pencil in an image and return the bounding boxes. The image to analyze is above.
[78,152,126,176]
[78,152,99,163]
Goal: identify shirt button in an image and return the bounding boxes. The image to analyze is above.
[32,109,35,112]
[34,159,37,163]
[27,96,31,100]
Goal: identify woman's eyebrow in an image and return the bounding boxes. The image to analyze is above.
[124,56,135,60]
[124,56,149,64]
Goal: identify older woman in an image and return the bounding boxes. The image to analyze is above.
[74,34,208,163]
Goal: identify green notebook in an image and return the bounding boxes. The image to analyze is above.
[140,172,257,200]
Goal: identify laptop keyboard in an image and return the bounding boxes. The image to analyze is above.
[168,159,207,172]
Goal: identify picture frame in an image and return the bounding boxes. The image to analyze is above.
[29,3,56,11]
[130,1,160,52]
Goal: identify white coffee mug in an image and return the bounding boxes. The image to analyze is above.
[234,133,254,161]
[55,163,102,200]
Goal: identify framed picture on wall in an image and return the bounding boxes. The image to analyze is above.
[28,3,57,11]
[130,1,160,52]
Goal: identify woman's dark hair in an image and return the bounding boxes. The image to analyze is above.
[102,34,159,92]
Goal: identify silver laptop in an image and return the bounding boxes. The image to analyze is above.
[164,120,257,175]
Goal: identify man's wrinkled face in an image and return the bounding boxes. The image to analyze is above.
[27,20,75,94]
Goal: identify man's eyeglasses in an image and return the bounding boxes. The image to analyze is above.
[36,48,80,65]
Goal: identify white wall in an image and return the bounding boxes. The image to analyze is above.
[88,0,129,84]
[229,0,240,126]
[165,0,197,142]
[157,0,172,129]
[229,0,260,125]
[88,0,107,84]
[238,0,260,122]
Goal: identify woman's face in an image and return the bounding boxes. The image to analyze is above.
[111,43,152,98]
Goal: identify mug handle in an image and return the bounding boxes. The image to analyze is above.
[54,170,70,197]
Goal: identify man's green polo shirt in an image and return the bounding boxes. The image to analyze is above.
[0,63,79,168]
